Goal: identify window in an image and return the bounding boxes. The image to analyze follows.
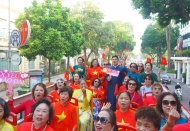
[28,60,35,69]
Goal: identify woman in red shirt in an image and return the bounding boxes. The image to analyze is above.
[89,78,105,116]
[6,83,48,117]
[17,98,54,131]
[126,78,143,106]
[69,73,80,90]
[115,91,136,127]
[86,59,104,87]
[50,78,66,102]
[143,83,163,106]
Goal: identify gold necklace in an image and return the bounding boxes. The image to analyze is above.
[0,120,5,131]
[31,123,47,131]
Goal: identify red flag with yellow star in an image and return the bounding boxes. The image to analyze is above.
[102,53,106,60]
[69,65,75,72]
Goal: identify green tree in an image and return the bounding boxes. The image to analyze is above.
[71,0,104,62]
[132,0,190,27]
[132,1,182,69]
[15,0,83,81]
[141,24,179,65]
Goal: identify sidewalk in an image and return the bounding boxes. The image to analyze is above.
[153,65,190,92]
[0,74,63,100]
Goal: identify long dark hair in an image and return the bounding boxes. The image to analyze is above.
[156,92,182,114]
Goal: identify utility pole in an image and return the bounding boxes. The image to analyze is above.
[8,0,11,71]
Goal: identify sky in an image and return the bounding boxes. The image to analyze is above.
[0,0,151,53]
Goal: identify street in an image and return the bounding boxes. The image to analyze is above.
[166,80,190,110]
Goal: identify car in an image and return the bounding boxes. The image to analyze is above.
[160,74,171,84]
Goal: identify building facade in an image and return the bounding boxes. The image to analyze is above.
[171,21,190,85]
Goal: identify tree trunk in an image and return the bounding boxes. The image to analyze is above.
[83,47,87,63]
[166,24,172,70]
[44,57,48,76]
[48,59,51,82]
[67,56,70,71]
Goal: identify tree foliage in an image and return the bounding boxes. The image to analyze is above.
[15,0,84,80]
[132,0,190,27]
[71,0,136,61]
[141,24,179,60]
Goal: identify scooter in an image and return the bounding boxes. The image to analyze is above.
[175,83,183,100]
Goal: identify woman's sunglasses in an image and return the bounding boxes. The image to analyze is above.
[93,116,111,125]
[57,81,64,84]
[128,83,136,86]
[162,100,177,106]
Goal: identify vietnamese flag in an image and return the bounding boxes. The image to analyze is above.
[160,57,167,65]
[102,53,106,60]
[146,58,152,63]
[69,66,75,73]
[64,71,69,81]
[126,44,128,52]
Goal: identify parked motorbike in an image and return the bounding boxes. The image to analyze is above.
[175,83,182,100]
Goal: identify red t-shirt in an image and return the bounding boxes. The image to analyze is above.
[129,92,143,106]
[86,67,104,86]
[17,122,54,131]
[143,95,157,106]
[50,102,77,131]
[7,99,36,117]
[115,109,136,127]
[172,121,190,131]
[69,83,80,90]
[50,90,60,102]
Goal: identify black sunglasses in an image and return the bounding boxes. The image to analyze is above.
[104,64,108,65]
[162,100,177,106]
[128,83,136,86]
[93,116,110,124]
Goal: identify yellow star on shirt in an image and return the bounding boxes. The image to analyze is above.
[56,111,66,122]
[118,119,126,124]
[93,70,98,75]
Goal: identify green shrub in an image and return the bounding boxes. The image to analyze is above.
[167,69,175,73]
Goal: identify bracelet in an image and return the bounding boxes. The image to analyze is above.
[166,120,175,127]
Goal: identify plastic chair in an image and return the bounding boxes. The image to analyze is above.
[5,112,17,131]
[70,97,79,131]
[130,102,140,109]
[143,92,153,100]
[24,113,32,122]
[117,124,136,131]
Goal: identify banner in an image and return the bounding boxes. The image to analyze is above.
[102,68,120,77]
[0,70,29,93]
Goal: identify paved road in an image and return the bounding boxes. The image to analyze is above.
[152,65,190,110]
[0,74,63,100]
[167,78,190,110]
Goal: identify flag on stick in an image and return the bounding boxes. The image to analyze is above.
[160,56,167,65]
[64,71,69,81]
[69,66,75,72]
[126,44,128,52]
[102,53,106,60]
[146,58,152,63]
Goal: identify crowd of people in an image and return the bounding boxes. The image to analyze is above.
[0,55,189,131]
